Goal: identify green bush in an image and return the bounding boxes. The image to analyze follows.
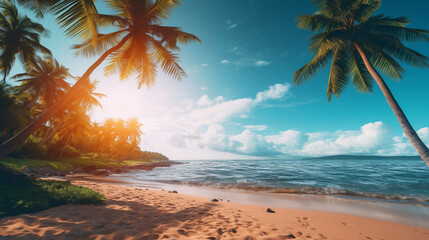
[0,180,105,218]
[20,136,47,159]
[8,136,46,159]
[46,142,81,158]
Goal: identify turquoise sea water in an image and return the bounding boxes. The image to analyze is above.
[124,158,429,205]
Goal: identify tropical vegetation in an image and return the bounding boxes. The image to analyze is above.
[294,0,429,166]
[0,177,105,217]
[0,0,200,159]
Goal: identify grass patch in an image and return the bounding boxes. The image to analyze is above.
[1,158,75,171]
[0,180,105,218]
[0,157,161,172]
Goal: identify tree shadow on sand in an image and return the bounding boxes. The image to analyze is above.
[0,190,218,240]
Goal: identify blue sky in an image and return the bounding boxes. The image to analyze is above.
[9,0,429,159]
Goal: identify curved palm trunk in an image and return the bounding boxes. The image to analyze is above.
[355,43,429,167]
[0,36,130,160]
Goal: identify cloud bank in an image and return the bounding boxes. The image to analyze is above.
[122,81,427,159]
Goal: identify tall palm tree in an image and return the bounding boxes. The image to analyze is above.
[0,0,200,159]
[13,56,70,145]
[0,0,51,83]
[294,0,429,166]
[13,56,70,108]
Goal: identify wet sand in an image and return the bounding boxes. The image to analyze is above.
[1,176,428,239]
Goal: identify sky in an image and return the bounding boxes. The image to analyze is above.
[9,0,429,160]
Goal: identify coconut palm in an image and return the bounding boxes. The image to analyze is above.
[294,0,429,166]
[69,79,105,111]
[0,0,51,83]
[13,56,70,108]
[37,79,104,146]
[0,0,200,159]
[122,117,143,160]
[54,108,91,157]
[98,118,116,157]
[125,117,143,143]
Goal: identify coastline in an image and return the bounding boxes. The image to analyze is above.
[107,175,429,228]
[2,175,428,240]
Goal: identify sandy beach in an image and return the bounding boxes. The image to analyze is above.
[0,176,428,240]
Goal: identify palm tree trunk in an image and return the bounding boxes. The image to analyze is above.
[39,116,67,146]
[355,42,429,167]
[58,135,71,158]
[0,35,130,160]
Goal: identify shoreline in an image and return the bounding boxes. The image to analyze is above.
[105,174,429,229]
[1,176,429,240]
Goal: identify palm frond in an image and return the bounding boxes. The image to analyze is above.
[15,0,55,18]
[97,14,129,28]
[350,48,373,92]
[353,0,381,22]
[147,0,181,23]
[327,46,350,101]
[366,46,404,79]
[148,35,185,80]
[296,14,343,33]
[52,0,98,40]
[309,30,348,54]
[150,25,200,50]
[294,46,334,85]
[72,30,129,57]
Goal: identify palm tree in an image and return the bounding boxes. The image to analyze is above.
[0,0,200,159]
[97,118,116,157]
[54,108,91,157]
[13,56,70,108]
[294,0,429,166]
[37,79,104,146]
[13,56,70,146]
[123,117,143,160]
[70,79,105,111]
[125,117,143,143]
[0,0,51,83]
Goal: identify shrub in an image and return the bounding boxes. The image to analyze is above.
[0,180,105,218]
[8,136,46,159]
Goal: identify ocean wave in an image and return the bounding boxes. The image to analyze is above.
[148,179,429,204]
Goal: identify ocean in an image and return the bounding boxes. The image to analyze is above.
[120,158,429,206]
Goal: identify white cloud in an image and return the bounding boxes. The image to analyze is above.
[223,42,273,68]
[254,83,291,103]
[94,76,427,159]
[255,60,270,66]
[226,20,240,30]
[301,122,392,156]
[196,95,213,107]
[417,127,429,143]
[221,60,230,64]
[202,63,208,67]
[244,125,268,131]
[201,86,207,90]
[176,120,427,157]
[266,130,308,153]
[215,96,224,102]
